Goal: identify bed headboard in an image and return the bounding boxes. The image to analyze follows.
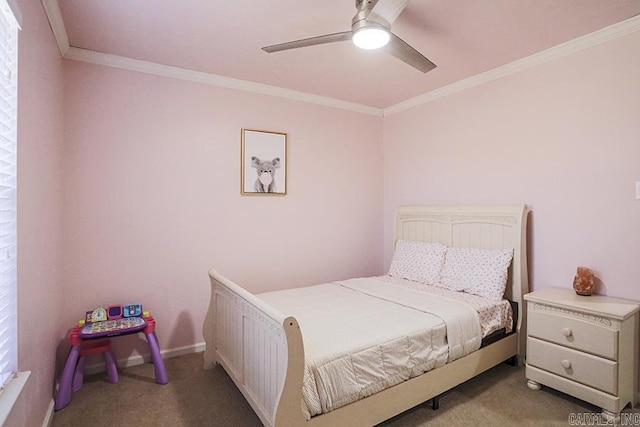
[394,205,530,358]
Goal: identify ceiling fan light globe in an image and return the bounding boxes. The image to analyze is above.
[352,27,390,50]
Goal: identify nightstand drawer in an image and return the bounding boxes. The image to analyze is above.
[528,308,617,360]
[527,337,618,395]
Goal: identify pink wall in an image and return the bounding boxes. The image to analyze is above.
[9,6,640,424]
[61,61,384,358]
[383,31,640,300]
[6,0,66,426]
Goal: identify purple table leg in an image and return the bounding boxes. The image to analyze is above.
[145,331,168,384]
[104,348,119,384]
[72,355,86,392]
[55,344,81,410]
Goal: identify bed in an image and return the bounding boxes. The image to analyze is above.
[203,205,529,426]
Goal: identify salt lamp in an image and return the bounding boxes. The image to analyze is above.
[572,266,595,296]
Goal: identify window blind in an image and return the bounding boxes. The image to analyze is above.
[0,0,18,391]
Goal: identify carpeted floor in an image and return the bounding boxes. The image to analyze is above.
[51,352,628,426]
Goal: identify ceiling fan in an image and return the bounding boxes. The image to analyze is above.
[262,0,436,73]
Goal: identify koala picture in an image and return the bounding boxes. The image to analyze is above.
[251,156,280,193]
[241,129,287,195]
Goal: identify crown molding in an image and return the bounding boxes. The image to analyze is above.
[41,0,69,56]
[383,14,640,116]
[4,0,22,28]
[63,47,384,116]
[42,0,640,118]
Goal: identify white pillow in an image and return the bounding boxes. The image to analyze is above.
[440,247,514,301]
[388,240,447,285]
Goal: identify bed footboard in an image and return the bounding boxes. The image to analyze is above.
[203,269,306,427]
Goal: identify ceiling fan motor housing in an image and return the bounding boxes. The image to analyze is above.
[352,0,390,32]
[355,0,378,9]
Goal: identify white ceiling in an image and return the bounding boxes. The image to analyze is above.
[53,0,640,109]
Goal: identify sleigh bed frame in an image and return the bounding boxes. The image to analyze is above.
[203,205,530,427]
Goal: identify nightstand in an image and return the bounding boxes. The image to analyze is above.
[524,288,639,422]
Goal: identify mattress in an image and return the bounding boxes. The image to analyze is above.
[258,276,511,418]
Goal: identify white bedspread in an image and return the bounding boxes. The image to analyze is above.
[258,277,482,418]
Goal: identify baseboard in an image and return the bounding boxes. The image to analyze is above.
[84,341,206,375]
[42,399,55,427]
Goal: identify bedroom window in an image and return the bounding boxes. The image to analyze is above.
[0,0,27,424]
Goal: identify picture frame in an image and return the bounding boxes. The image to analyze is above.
[241,129,288,195]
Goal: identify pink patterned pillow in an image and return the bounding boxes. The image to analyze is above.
[388,240,447,285]
[440,247,514,301]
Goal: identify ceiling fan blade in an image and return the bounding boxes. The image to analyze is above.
[383,33,436,73]
[367,0,409,26]
[262,32,352,53]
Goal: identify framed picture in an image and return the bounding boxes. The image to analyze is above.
[241,129,288,195]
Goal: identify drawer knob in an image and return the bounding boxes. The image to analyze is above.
[561,327,572,337]
[561,359,572,369]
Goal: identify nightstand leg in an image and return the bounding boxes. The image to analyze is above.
[601,410,620,424]
[526,379,542,390]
